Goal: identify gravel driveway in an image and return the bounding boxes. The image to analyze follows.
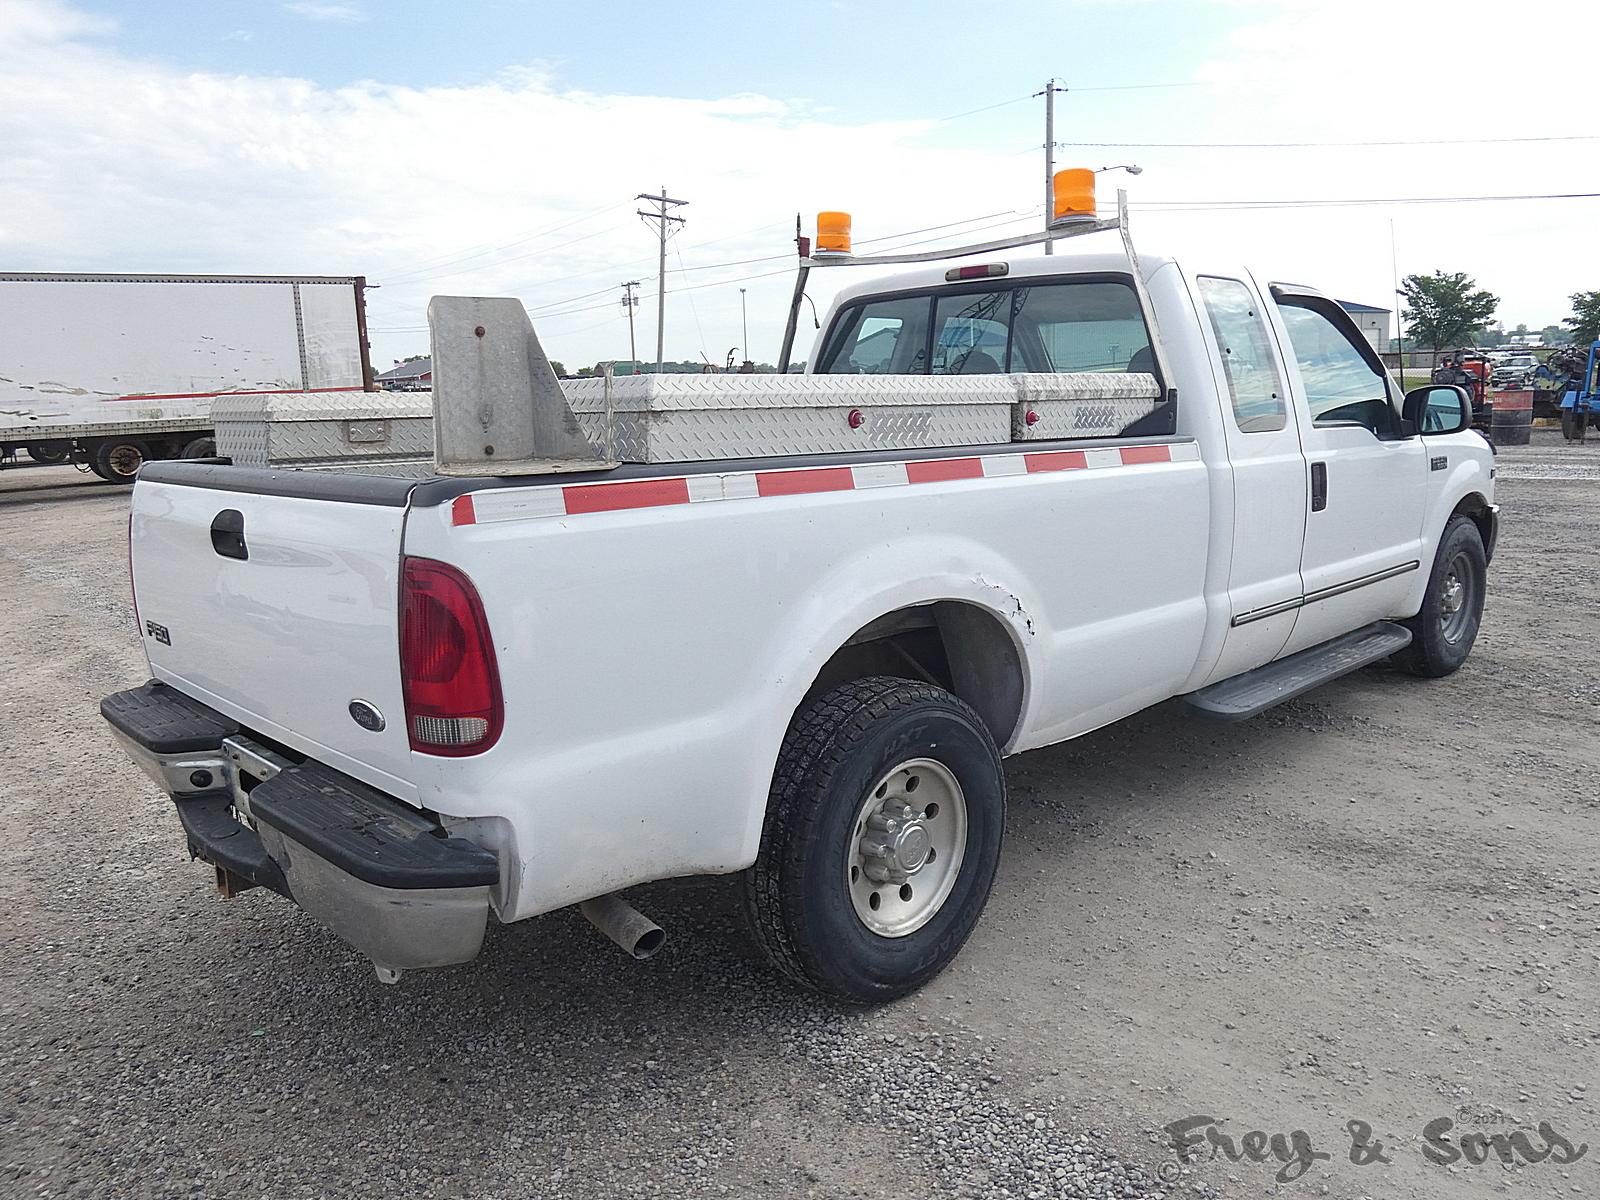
[2,431,1596,1199]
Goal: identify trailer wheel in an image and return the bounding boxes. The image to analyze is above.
[744,676,1005,1004]
[180,436,216,459]
[1394,516,1487,678]
[91,438,149,484]
[26,442,70,465]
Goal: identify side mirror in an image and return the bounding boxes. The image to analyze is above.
[1403,384,1472,435]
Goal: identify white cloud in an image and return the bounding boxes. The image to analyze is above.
[284,2,366,24]
[0,1,1032,368]
[3,0,1597,373]
[0,0,113,47]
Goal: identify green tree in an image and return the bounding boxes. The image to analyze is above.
[548,360,567,378]
[1564,291,1600,347]
[1400,271,1499,362]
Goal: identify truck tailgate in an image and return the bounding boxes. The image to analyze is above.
[130,476,418,803]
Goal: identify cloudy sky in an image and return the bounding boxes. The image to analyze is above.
[4,0,1597,372]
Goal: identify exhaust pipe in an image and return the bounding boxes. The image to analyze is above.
[578,893,666,960]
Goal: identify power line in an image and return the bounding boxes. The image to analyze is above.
[366,208,1080,333]
[381,220,633,286]
[932,94,1034,123]
[1132,191,1600,211]
[672,244,710,364]
[1057,134,1600,149]
[370,189,1595,337]
[377,199,633,283]
[929,78,1269,124]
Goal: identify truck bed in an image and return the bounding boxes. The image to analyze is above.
[132,429,1209,921]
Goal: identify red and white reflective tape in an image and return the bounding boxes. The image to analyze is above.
[451,441,1200,527]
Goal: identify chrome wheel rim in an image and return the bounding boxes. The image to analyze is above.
[846,758,967,938]
[1439,551,1476,643]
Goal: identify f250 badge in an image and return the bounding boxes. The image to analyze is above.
[348,700,386,732]
[144,620,171,646]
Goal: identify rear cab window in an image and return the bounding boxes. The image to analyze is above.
[1196,276,1287,433]
[820,275,1154,379]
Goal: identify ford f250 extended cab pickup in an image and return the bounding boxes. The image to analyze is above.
[102,223,1498,1003]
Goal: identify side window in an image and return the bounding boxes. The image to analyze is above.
[930,291,1010,375]
[1275,300,1396,436]
[1010,280,1151,373]
[1196,276,1286,433]
[820,296,930,374]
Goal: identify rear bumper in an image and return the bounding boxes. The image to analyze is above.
[102,681,498,978]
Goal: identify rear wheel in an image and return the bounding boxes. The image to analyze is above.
[91,438,149,484]
[1395,516,1487,678]
[26,442,70,465]
[744,676,1005,1004]
[180,435,217,459]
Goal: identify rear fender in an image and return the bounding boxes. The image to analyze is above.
[734,533,1040,860]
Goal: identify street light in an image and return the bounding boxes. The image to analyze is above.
[739,288,749,365]
[1096,164,1143,176]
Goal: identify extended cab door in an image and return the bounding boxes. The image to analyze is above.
[1190,272,1306,680]
[1262,281,1428,655]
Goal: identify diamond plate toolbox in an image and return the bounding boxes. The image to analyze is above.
[561,372,1162,462]
[1007,373,1163,441]
[213,390,434,469]
[212,372,1164,470]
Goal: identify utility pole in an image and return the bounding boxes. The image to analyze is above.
[620,280,641,366]
[1035,79,1067,254]
[636,187,687,374]
[739,287,749,364]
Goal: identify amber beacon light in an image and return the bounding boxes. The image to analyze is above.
[1050,168,1097,225]
[816,211,853,255]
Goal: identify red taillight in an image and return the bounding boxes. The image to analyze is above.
[399,557,503,756]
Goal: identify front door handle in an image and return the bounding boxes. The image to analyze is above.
[1310,461,1328,512]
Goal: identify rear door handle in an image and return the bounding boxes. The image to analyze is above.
[210,509,249,560]
[1310,461,1328,512]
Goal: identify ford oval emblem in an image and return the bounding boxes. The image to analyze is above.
[348,700,386,732]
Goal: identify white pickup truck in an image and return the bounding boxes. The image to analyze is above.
[102,232,1498,1003]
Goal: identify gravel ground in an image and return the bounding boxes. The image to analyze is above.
[2,431,1597,1200]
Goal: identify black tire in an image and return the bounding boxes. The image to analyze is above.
[91,438,149,484]
[180,436,217,459]
[26,442,70,465]
[744,676,1005,1004]
[1395,516,1487,678]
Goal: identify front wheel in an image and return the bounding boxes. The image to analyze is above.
[744,676,1005,1004]
[1395,515,1487,678]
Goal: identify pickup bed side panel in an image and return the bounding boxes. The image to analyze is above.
[403,451,1210,922]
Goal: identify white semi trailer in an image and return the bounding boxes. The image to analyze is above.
[0,273,374,482]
